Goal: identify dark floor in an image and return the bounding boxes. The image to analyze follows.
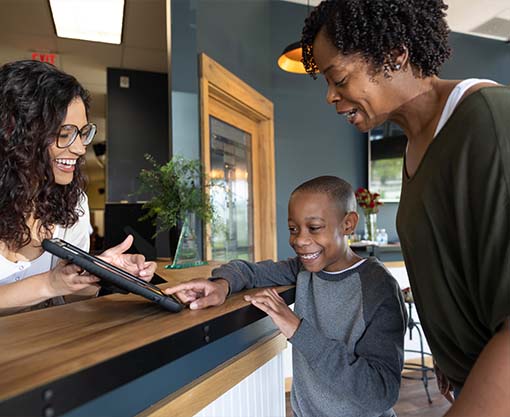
[285,372,451,417]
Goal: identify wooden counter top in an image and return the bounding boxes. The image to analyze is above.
[0,262,295,416]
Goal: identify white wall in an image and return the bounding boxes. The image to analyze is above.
[194,353,285,417]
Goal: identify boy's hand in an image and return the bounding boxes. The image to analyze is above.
[244,288,300,339]
[164,278,229,309]
[99,235,156,281]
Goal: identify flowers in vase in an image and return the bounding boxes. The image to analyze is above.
[355,187,383,216]
[402,287,414,303]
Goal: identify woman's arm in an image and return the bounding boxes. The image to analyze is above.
[0,236,158,314]
[445,319,510,417]
[0,261,99,315]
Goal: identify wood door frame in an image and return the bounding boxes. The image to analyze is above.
[199,53,276,261]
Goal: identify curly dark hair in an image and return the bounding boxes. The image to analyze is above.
[0,60,90,250]
[301,0,451,78]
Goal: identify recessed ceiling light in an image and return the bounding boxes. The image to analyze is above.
[49,0,125,45]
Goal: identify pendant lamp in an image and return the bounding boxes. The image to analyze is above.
[277,0,311,74]
[277,41,307,74]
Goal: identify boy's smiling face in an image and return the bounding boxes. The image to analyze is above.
[288,190,354,273]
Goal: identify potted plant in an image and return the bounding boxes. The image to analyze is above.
[136,154,214,269]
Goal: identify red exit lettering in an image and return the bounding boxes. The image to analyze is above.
[31,53,56,65]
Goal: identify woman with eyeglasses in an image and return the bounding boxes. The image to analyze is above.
[0,60,156,315]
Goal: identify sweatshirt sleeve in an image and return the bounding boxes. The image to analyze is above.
[289,274,407,414]
[210,258,301,293]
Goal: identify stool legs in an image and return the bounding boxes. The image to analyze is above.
[403,303,435,403]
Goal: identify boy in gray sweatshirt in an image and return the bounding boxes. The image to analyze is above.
[166,176,407,417]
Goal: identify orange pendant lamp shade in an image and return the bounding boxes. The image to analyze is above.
[277,41,307,74]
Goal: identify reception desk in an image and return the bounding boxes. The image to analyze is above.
[0,263,295,417]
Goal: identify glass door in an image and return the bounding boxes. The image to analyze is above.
[209,117,254,262]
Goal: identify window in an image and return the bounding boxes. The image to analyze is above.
[369,122,407,202]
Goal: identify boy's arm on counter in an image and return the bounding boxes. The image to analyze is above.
[211,257,301,293]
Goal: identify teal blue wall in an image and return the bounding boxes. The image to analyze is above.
[171,0,365,259]
[197,0,272,98]
[171,0,199,160]
[172,1,510,257]
[269,1,366,259]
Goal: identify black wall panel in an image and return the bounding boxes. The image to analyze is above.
[107,68,169,202]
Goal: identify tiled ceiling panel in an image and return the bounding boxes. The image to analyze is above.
[0,0,167,72]
[123,0,167,50]
[0,0,54,37]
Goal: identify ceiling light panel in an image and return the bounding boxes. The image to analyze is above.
[49,0,125,44]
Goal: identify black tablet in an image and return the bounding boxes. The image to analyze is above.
[42,238,183,313]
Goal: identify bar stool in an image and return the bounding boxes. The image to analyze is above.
[401,287,435,403]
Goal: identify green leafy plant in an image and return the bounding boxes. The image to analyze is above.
[136,154,214,236]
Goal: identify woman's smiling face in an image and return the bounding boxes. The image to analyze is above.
[48,97,88,185]
[288,190,349,273]
[312,29,395,132]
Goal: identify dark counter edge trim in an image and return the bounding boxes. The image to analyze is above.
[0,287,295,417]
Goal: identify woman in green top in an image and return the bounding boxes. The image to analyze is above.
[301,1,510,416]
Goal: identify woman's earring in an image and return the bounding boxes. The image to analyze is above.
[383,64,391,78]
[395,64,401,70]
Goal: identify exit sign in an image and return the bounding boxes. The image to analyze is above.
[31,52,59,66]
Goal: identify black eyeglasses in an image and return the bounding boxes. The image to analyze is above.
[56,123,97,148]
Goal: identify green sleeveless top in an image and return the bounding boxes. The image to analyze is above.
[397,86,510,386]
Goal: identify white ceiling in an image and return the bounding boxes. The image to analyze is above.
[0,0,167,72]
[445,0,510,40]
[0,0,168,183]
[2,0,507,72]
[0,0,167,119]
[1,0,508,100]
[286,0,510,41]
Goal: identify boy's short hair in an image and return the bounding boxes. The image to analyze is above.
[292,176,357,215]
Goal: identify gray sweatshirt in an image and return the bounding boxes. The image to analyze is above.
[211,257,407,417]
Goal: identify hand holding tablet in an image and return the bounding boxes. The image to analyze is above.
[42,238,183,313]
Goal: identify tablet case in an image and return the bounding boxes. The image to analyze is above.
[42,238,183,313]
